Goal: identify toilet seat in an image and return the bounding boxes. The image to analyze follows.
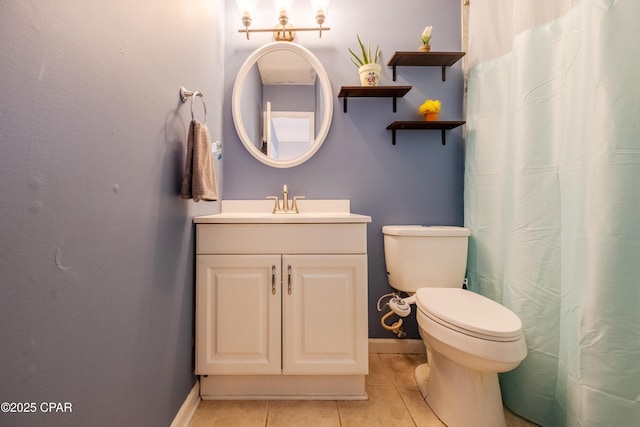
[416,288,523,342]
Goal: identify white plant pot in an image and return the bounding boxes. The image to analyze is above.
[359,63,381,86]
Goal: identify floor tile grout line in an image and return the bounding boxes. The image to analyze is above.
[395,384,420,427]
[377,353,397,378]
[335,399,344,427]
[264,400,270,427]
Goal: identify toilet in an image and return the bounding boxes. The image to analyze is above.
[382,225,527,427]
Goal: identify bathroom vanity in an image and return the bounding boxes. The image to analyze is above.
[194,199,371,399]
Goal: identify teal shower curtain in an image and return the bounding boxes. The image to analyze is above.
[464,1,640,426]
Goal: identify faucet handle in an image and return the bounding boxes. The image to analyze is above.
[292,196,305,214]
[266,196,281,213]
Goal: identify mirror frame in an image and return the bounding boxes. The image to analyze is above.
[232,42,333,168]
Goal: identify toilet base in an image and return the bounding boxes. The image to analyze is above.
[415,351,507,427]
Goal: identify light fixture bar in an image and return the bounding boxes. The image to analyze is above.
[237,0,330,41]
[238,26,330,40]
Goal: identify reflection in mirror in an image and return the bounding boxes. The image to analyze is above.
[232,42,333,168]
[265,110,314,160]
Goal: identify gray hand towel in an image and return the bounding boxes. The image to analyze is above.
[181,119,218,202]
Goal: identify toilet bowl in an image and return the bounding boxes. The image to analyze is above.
[417,288,526,373]
[415,288,527,427]
[381,225,527,427]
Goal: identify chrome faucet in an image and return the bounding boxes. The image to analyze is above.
[267,185,305,214]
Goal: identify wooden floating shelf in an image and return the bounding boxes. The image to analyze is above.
[387,52,466,81]
[337,86,412,113]
[386,120,466,145]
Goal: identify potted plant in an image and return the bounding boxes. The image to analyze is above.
[419,99,441,121]
[419,26,433,52]
[349,34,381,86]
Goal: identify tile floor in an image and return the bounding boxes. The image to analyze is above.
[188,353,539,427]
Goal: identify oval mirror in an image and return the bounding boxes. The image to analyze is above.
[232,42,333,168]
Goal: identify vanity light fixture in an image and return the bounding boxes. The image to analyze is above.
[237,0,330,41]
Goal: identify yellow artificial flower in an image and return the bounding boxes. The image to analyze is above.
[418,99,441,115]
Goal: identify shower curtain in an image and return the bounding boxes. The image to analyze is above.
[464,1,640,426]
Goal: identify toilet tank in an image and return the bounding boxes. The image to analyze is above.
[382,226,470,292]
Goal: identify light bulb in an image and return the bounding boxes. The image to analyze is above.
[310,0,329,25]
[236,0,257,28]
[273,0,293,26]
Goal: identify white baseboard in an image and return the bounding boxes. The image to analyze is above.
[170,380,201,427]
[368,338,426,354]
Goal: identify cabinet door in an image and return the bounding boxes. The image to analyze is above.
[196,254,281,375]
[282,255,368,374]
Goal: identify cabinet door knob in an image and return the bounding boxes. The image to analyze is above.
[287,265,292,295]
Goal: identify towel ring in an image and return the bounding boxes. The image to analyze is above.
[179,87,207,124]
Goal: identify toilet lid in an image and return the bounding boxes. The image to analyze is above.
[416,288,523,341]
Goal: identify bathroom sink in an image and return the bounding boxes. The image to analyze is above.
[194,199,371,224]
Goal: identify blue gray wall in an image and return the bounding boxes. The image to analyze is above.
[0,1,462,425]
[223,0,464,338]
[0,1,223,426]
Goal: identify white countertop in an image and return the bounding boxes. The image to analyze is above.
[194,199,372,224]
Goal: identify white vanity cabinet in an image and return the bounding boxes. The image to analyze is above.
[196,254,283,375]
[282,254,367,375]
[196,253,367,375]
[194,205,371,400]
